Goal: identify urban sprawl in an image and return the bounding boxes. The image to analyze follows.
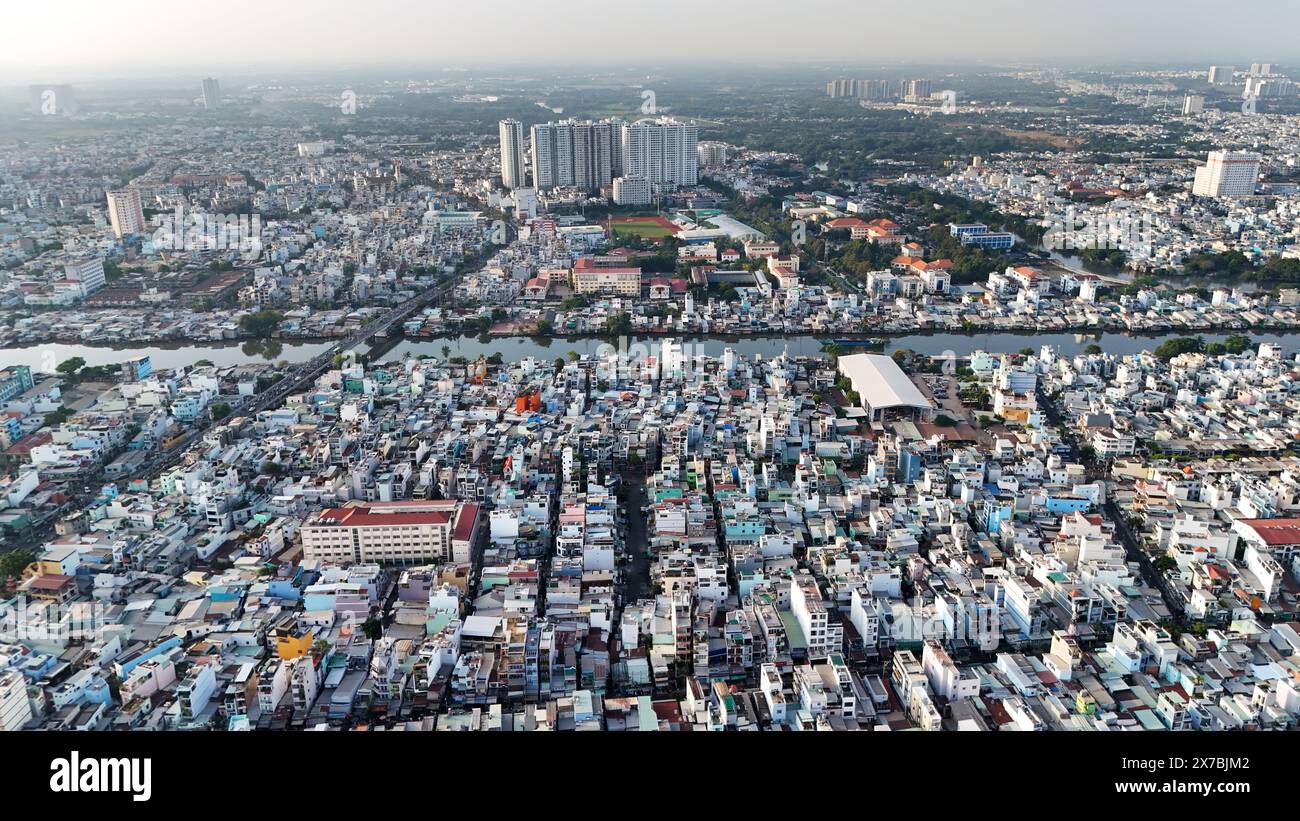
[6,63,1300,733]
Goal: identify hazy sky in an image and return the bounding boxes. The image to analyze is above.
[4,0,1298,82]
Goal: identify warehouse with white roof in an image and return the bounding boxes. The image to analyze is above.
[837,353,934,423]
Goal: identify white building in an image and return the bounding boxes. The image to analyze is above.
[498,119,526,189]
[697,141,728,168]
[1192,150,1261,198]
[301,500,480,564]
[837,353,934,423]
[201,77,222,107]
[613,176,651,206]
[531,119,619,192]
[1207,65,1235,85]
[63,257,106,298]
[107,189,146,238]
[621,117,698,190]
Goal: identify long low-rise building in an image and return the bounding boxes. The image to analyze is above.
[837,353,934,423]
[301,500,481,565]
[571,258,642,296]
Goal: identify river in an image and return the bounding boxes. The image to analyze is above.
[5,329,1299,374]
[0,338,336,372]
[378,330,1300,363]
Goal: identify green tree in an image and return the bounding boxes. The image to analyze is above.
[239,309,284,338]
[56,357,86,377]
[1153,336,1204,362]
[0,549,35,581]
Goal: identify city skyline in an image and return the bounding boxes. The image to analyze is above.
[5,0,1300,84]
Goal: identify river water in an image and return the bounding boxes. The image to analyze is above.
[5,329,1298,374]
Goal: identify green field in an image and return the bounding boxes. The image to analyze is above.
[609,218,676,239]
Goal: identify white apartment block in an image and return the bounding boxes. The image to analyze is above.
[531,119,619,192]
[613,175,651,206]
[107,188,146,238]
[62,257,106,298]
[621,117,698,190]
[498,119,526,189]
[1192,150,1261,198]
[790,576,842,661]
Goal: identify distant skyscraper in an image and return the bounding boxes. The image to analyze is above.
[1192,150,1261,198]
[201,77,222,108]
[1244,77,1293,98]
[1182,94,1205,115]
[620,118,698,190]
[826,78,895,102]
[106,189,146,238]
[498,119,526,189]
[1207,65,1235,85]
[1250,63,1273,77]
[697,141,729,168]
[826,78,859,98]
[862,79,894,101]
[903,79,933,101]
[530,119,619,193]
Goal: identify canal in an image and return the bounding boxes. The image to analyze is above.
[5,329,1299,374]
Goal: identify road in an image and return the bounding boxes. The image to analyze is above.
[620,476,651,602]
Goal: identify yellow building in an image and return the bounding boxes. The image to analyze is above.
[275,627,314,660]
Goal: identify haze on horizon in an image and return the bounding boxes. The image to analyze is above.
[4,0,1299,84]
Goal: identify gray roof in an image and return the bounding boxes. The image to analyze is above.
[837,354,932,412]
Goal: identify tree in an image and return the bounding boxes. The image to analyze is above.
[43,406,73,426]
[1153,336,1204,362]
[535,318,554,335]
[239,309,284,338]
[440,345,451,360]
[0,549,35,581]
[606,312,632,337]
[1222,334,1253,354]
[209,402,232,421]
[56,357,86,377]
[1083,344,1102,355]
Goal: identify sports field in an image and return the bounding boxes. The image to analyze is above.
[607,215,680,239]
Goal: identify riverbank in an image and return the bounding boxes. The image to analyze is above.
[9,328,1300,375]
